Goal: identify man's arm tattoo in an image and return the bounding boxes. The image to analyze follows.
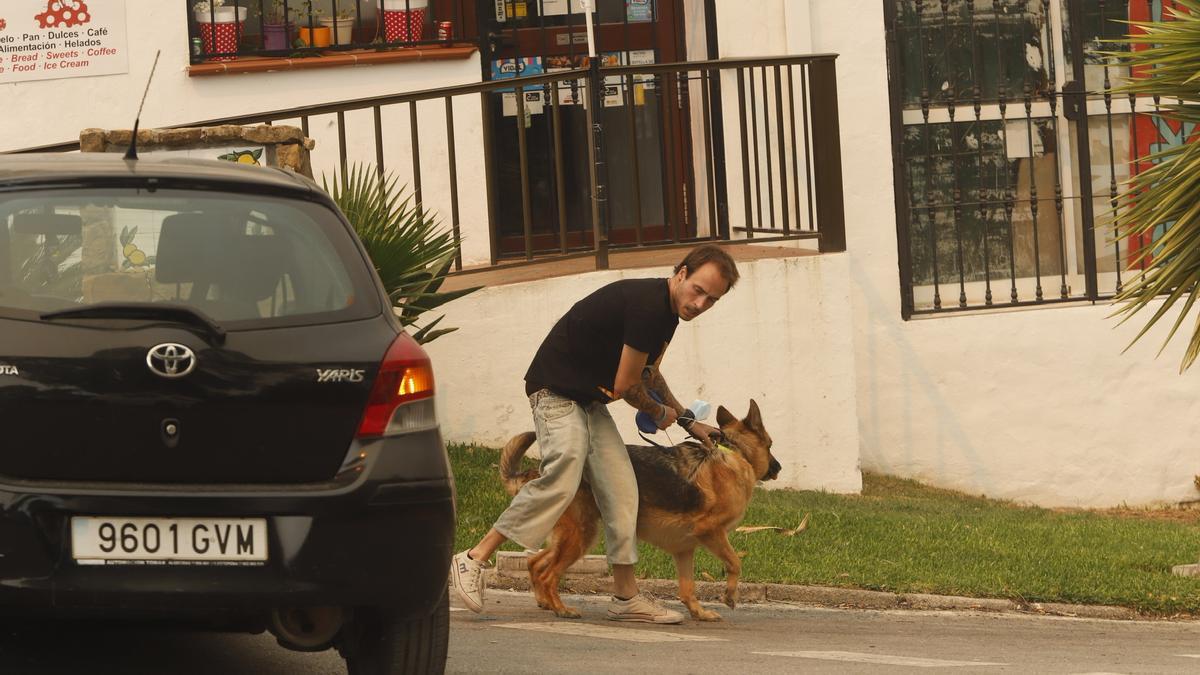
[642,366,685,415]
[622,381,665,418]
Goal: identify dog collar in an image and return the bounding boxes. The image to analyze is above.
[715,442,735,455]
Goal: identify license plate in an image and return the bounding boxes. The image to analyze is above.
[71,517,268,566]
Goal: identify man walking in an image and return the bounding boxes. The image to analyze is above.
[450,245,739,623]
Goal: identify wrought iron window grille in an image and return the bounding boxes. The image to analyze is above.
[886,0,1168,318]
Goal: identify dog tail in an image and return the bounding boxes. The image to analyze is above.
[500,431,539,496]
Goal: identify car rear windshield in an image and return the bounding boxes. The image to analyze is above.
[0,187,380,326]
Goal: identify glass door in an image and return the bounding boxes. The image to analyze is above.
[480,0,689,256]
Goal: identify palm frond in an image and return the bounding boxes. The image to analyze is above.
[1105,3,1200,370]
[322,164,481,344]
[411,314,459,344]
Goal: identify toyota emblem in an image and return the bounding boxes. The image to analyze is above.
[146,343,197,379]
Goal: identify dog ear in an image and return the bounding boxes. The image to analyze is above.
[745,399,763,431]
[716,405,736,428]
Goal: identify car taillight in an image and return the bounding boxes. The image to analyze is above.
[356,333,436,438]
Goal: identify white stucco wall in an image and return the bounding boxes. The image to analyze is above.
[2,1,492,265]
[423,254,863,494]
[856,301,1200,508]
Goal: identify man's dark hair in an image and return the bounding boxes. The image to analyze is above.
[674,244,740,290]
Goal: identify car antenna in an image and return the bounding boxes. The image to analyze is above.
[124,49,161,161]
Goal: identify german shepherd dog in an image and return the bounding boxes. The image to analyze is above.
[500,400,782,621]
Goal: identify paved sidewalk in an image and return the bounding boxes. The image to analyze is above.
[450,589,1200,674]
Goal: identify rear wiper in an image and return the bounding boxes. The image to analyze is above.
[41,302,227,344]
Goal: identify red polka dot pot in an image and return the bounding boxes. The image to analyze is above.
[195,7,248,62]
[379,0,428,43]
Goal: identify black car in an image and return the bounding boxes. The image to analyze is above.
[0,153,455,674]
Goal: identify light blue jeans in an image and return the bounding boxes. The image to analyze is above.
[493,388,639,565]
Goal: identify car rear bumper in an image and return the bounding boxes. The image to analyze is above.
[0,430,455,620]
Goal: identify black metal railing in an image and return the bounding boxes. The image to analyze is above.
[186,0,467,63]
[10,54,846,272]
[885,0,1188,318]
[474,54,845,268]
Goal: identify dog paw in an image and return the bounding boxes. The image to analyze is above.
[554,606,582,619]
[692,608,723,622]
[722,589,738,609]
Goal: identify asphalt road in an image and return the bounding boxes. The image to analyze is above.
[3,590,1200,674]
[449,590,1200,674]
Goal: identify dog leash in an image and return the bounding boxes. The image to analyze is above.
[638,428,737,483]
[638,428,736,455]
[638,406,701,449]
[638,429,673,449]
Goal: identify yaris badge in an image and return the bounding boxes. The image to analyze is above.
[146,343,196,379]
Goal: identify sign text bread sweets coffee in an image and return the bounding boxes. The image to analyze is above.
[0,1,128,84]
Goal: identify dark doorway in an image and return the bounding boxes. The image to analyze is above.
[478,0,692,256]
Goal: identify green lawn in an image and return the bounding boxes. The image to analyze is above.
[450,444,1200,615]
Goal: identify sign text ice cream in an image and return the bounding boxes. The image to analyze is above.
[0,1,128,84]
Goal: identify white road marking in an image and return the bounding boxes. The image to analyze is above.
[492,622,726,643]
[753,651,1007,668]
[1179,655,1200,658]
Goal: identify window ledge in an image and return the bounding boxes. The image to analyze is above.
[187,44,477,77]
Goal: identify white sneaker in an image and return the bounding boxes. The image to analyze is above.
[606,593,684,624]
[450,550,485,613]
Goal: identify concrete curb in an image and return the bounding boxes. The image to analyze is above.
[482,569,1144,621]
[1173,563,1200,577]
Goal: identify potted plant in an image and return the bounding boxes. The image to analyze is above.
[262,0,294,51]
[193,0,248,23]
[320,6,357,46]
[193,0,248,61]
[294,0,331,47]
[321,164,479,344]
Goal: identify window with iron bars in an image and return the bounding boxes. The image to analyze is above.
[885,0,1195,317]
[187,0,470,63]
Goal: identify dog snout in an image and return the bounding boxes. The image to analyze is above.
[766,457,782,481]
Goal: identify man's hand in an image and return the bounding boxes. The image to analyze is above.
[685,421,720,449]
[655,404,679,430]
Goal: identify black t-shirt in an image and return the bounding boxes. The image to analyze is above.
[525,278,679,404]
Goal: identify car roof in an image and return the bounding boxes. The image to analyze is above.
[0,153,314,193]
